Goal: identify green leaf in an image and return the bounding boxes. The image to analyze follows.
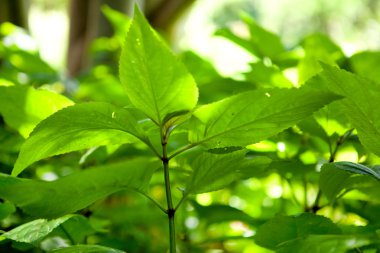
[13,102,150,176]
[0,202,16,220]
[192,201,262,226]
[214,28,256,55]
[244,61,293,88]
[50,245,125,253]
[298,34,344,83]
[189,82,341,148]
[332,162,380,181]
[350,51,380,84]
[277,234,376,253]
[320,162,380,202]
[241,13,285,59]
[119,7,198,125]
[318,65,380,157]
[254,213,341,250]
[2,215,74,243]
[319,163,351,202]
[0,86,73,138]
[185,150,271,194]
[0,158,158,218]
[101,5,131,38]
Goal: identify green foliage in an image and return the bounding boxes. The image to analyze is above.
[0,159,157,218]
[189,84,340,148]
[13,102,152,176]
[185,151,271,194]
[255,213,341,249]
[1,215,74,243]
[50,245,125,253]
[0,4,380,253]
[0,86,73,138]
[119,9,198,125]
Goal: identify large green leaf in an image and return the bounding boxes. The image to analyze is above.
[1,158,157,218]
[119,8,198,125]
[185,150,271,194]
[254,213,341,250]
[0,86,73,138]
[277,234,376,253]
[1,215,74,243]
[50,245,125,253]
[318,65,380,157]
[13,102,150,176]
[331,162,380,181]
[189,82,341,148]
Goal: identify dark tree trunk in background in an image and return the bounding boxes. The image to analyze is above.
[67,0,137,77]
[0,0,28,28]
[66,0,194,77]
[146,0,195,31]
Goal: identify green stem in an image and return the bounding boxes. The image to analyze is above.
[175,193,188,211]
[168,143,196,160]
[137,190,167,214]
[162,131,176,253]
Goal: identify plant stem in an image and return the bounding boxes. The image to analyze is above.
[162,131,176,253]
[137,190,167,214]
[310,128,354,213]
[168,143,196,160]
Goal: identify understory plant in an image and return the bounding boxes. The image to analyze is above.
[0,5,380,253]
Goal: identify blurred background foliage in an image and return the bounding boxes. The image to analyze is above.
[0,0,380,252]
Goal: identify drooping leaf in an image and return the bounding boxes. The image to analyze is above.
[185,150,271,194]
[1,215,74,243]
[320,162,380,202]
[50,245,125,253]
[277,234,376,253]
[332,162,380,181]
[1,158,158,218]
[189,82,341,149]
[13,102,150,176]
[0,86,73,138]
[254,213,341,250]
[317,64,380,157]
[319,164,351,202]
[119,8,198,125]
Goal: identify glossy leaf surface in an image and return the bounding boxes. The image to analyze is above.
[13,102,149,176]
[119,8,198,125]
[185,150,271,194]
[318,65,380,157]
[189,82,341,148]
[2,215,74,243]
